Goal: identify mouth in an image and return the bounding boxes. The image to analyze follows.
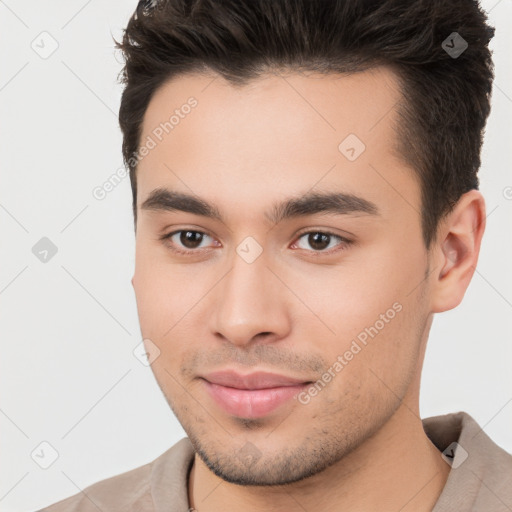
[200,369,312,389]
[199,370,313,419]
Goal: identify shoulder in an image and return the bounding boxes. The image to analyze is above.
[36,437,194,512]
[424,411,512,512]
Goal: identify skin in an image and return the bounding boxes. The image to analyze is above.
[131,67,486,512]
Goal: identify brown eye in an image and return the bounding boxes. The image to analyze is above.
[306,232,330,251]
[292,230,352,254]
[179,230,204,249]
[160,229,216,254]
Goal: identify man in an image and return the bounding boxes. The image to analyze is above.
[38,0,512,511]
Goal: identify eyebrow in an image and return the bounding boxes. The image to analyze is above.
[140,187,380,224]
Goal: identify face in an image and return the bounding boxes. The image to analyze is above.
[132,67,433,485]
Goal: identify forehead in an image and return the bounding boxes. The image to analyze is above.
[136,67,418,223]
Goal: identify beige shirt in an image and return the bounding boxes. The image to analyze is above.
[37,411,512,511]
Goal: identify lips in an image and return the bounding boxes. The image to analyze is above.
[199,370,313,418]
[201,370,311,390]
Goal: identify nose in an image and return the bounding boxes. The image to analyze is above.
[210,250,292,347]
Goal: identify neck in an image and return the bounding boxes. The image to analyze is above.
[188,399,450,512]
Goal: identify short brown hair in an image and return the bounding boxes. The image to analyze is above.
[115,0,495,249]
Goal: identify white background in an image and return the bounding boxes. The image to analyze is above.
[0,1,511,511]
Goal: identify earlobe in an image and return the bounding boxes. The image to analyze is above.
[431,190,486,313]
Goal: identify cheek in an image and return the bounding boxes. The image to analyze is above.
[284,251,405,339]
[302,305,419,426]
[294,250,422,396]
[132,255,217,380]
[133,244,208,334]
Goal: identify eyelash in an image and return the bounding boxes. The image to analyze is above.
[158,229,352,257]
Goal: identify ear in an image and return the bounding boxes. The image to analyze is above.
[430,189,486,313]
